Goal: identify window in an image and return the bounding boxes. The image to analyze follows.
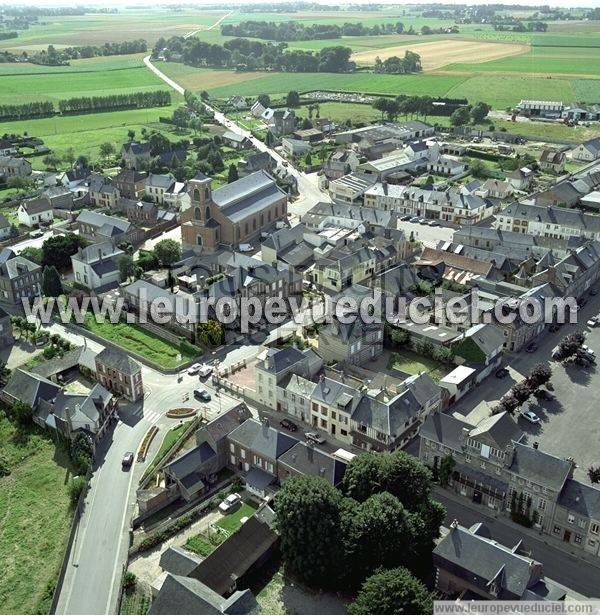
[553,525,561,534]
[591,523,599,535]
[229,443,234,453]
[575,534,582,544]
[538,499,546,511]
[568,514,575,524]
[241,449,246,460]
[578,519,586,529]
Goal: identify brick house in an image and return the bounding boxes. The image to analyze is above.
[95,347,143,402]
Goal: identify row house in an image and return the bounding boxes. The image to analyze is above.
[75,210,140,245]
[0,155,31,178]
[114,168,147,200]
[88,174,120,208]
[145,173,175,204]
[311,244,375,292]
[318,316,383,366]
[0,248,42,304]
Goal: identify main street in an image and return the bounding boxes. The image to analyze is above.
[51,321,243,615]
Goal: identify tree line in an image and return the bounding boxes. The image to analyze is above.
[57,90,171,115]
[0,32,18,41]
[0,101,54,122]
[154,36,355,73]
[221,20,410,41]
[27,40,148,66]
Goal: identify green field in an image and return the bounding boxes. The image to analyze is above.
[0,104,184,166]
[0,410,75,615]
[0,64,168,105]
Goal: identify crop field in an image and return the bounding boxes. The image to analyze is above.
[0,53,147,75]
[0,9,229,50]
[353,39,528,70]
[0,64,170,105]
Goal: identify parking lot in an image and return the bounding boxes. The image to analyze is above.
[452,294,600,484]
[397,218,454,244]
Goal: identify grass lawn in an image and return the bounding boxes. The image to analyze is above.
[387,349,448,382]
[143,422,190,479]
[185,534,217,557]
[296,101,381,125]
[0,409,75,615]
[83,313,199,368]
[216,500,260,535]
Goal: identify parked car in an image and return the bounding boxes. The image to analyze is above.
[219,493,241,513]
[279,418,298,432]
[495,367,509,379]
[535,389,556,401]
[409,216,421,223]
[197,364,213,378]
[238,243,253,252]
[122,452,134,469]
[305,431,326,445]
[520,410,541,425]
[525,342,538,353]
[419,218,430,225]
[187,363,202,375]
[194,388,211,402]
[29,229,44,238]
[428,220,440,227]
[587,316,599,328]
[400,215,412,221]
[582,344,595,357]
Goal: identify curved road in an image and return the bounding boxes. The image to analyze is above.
[143,55,330,218]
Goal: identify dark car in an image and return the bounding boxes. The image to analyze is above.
[279,418,298,432]
[122,452,134,470]
[525,342,538,353]
[194,389,211,402]
[495,367,509,378]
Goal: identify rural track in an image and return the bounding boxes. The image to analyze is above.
[184,10,233,39]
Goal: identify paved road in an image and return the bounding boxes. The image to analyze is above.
[143,55,329,219]
[435,489,600,598]
[50,320,243,615]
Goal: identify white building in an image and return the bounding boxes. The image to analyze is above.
[71,242,124,290]
[17,198,54,227]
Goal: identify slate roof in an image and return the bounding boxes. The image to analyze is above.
[21,197,52,215]
[122,142,151,156]
[95,347,141,375]
[501,203,600,234]
[164,441,216,481]
[145,173,173,189]
[3,368,61,407]
[278,441,347,485]
[462,323,505,359]
[228,418,298,460]
[115,168,146,183]
[148,574,259,615]
[189,505,278,595]
[159,546,201,577]
[558,478,600,520]
[211,170,285,224]
[402,372,440,406]
[0,252,41,279]
[469,412,522,450]
[0,213,9,229]
[31,346,97,379]
[204,404,248,442]
[257,346,307,375]
[352,388,422,437]
[507,442,573,491]
[420,412,472,450]
[433,523,541,599]
[76,210,130,234]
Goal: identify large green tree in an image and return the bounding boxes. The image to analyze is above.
[41,233,86,270]
[274,476,344,587]
[348,567,433,615]
[154,239,181,267]
[42,265,63,297]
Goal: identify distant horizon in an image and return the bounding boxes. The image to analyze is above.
[1,0,598,9]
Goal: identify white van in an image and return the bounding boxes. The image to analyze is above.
[238,243,253,252]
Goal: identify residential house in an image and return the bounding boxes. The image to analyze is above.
[143,173,172,204]
[0,214,11,241]
[163,404,251,502]
[357,150,427,181]
[121,142,152,170]
[95,347,143,402]
[335,121,434,149]
[227,418,298,496]
[0,247,42,304]
[278,441,347,487]
[114,168,147,200]
[477,179,513,200]
[419,410,576,532]
[163,180,189,209]
[311,244,375,292]
[0,156,31,179]
[572,137,600,162]
[250,100,266,118]
[494,203,600,241]
[148,574,259,615]
[323,150,360,180]
[237,151,274,177]
[281,138,311,158]
[0,305,14,347]
[61,162,92,191]
[507,167,534,192]
[255,346,323,411]
[301,200,397,235]
[318,316,383,366]
[75,210,137,245]
[271,109,295,136]
[17,197,54,228]
[539,149,566,173]
[434,521,566,600]
[0,138,16,156]
[42,186,74,212]
[188,503,278,596]
[227,95,247,110]
[180,171,287,252]
[222,130,251,150]
[88,174,120,209]
[260,224,317,272]
[428,155,467,176]
[71,241,124,291]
